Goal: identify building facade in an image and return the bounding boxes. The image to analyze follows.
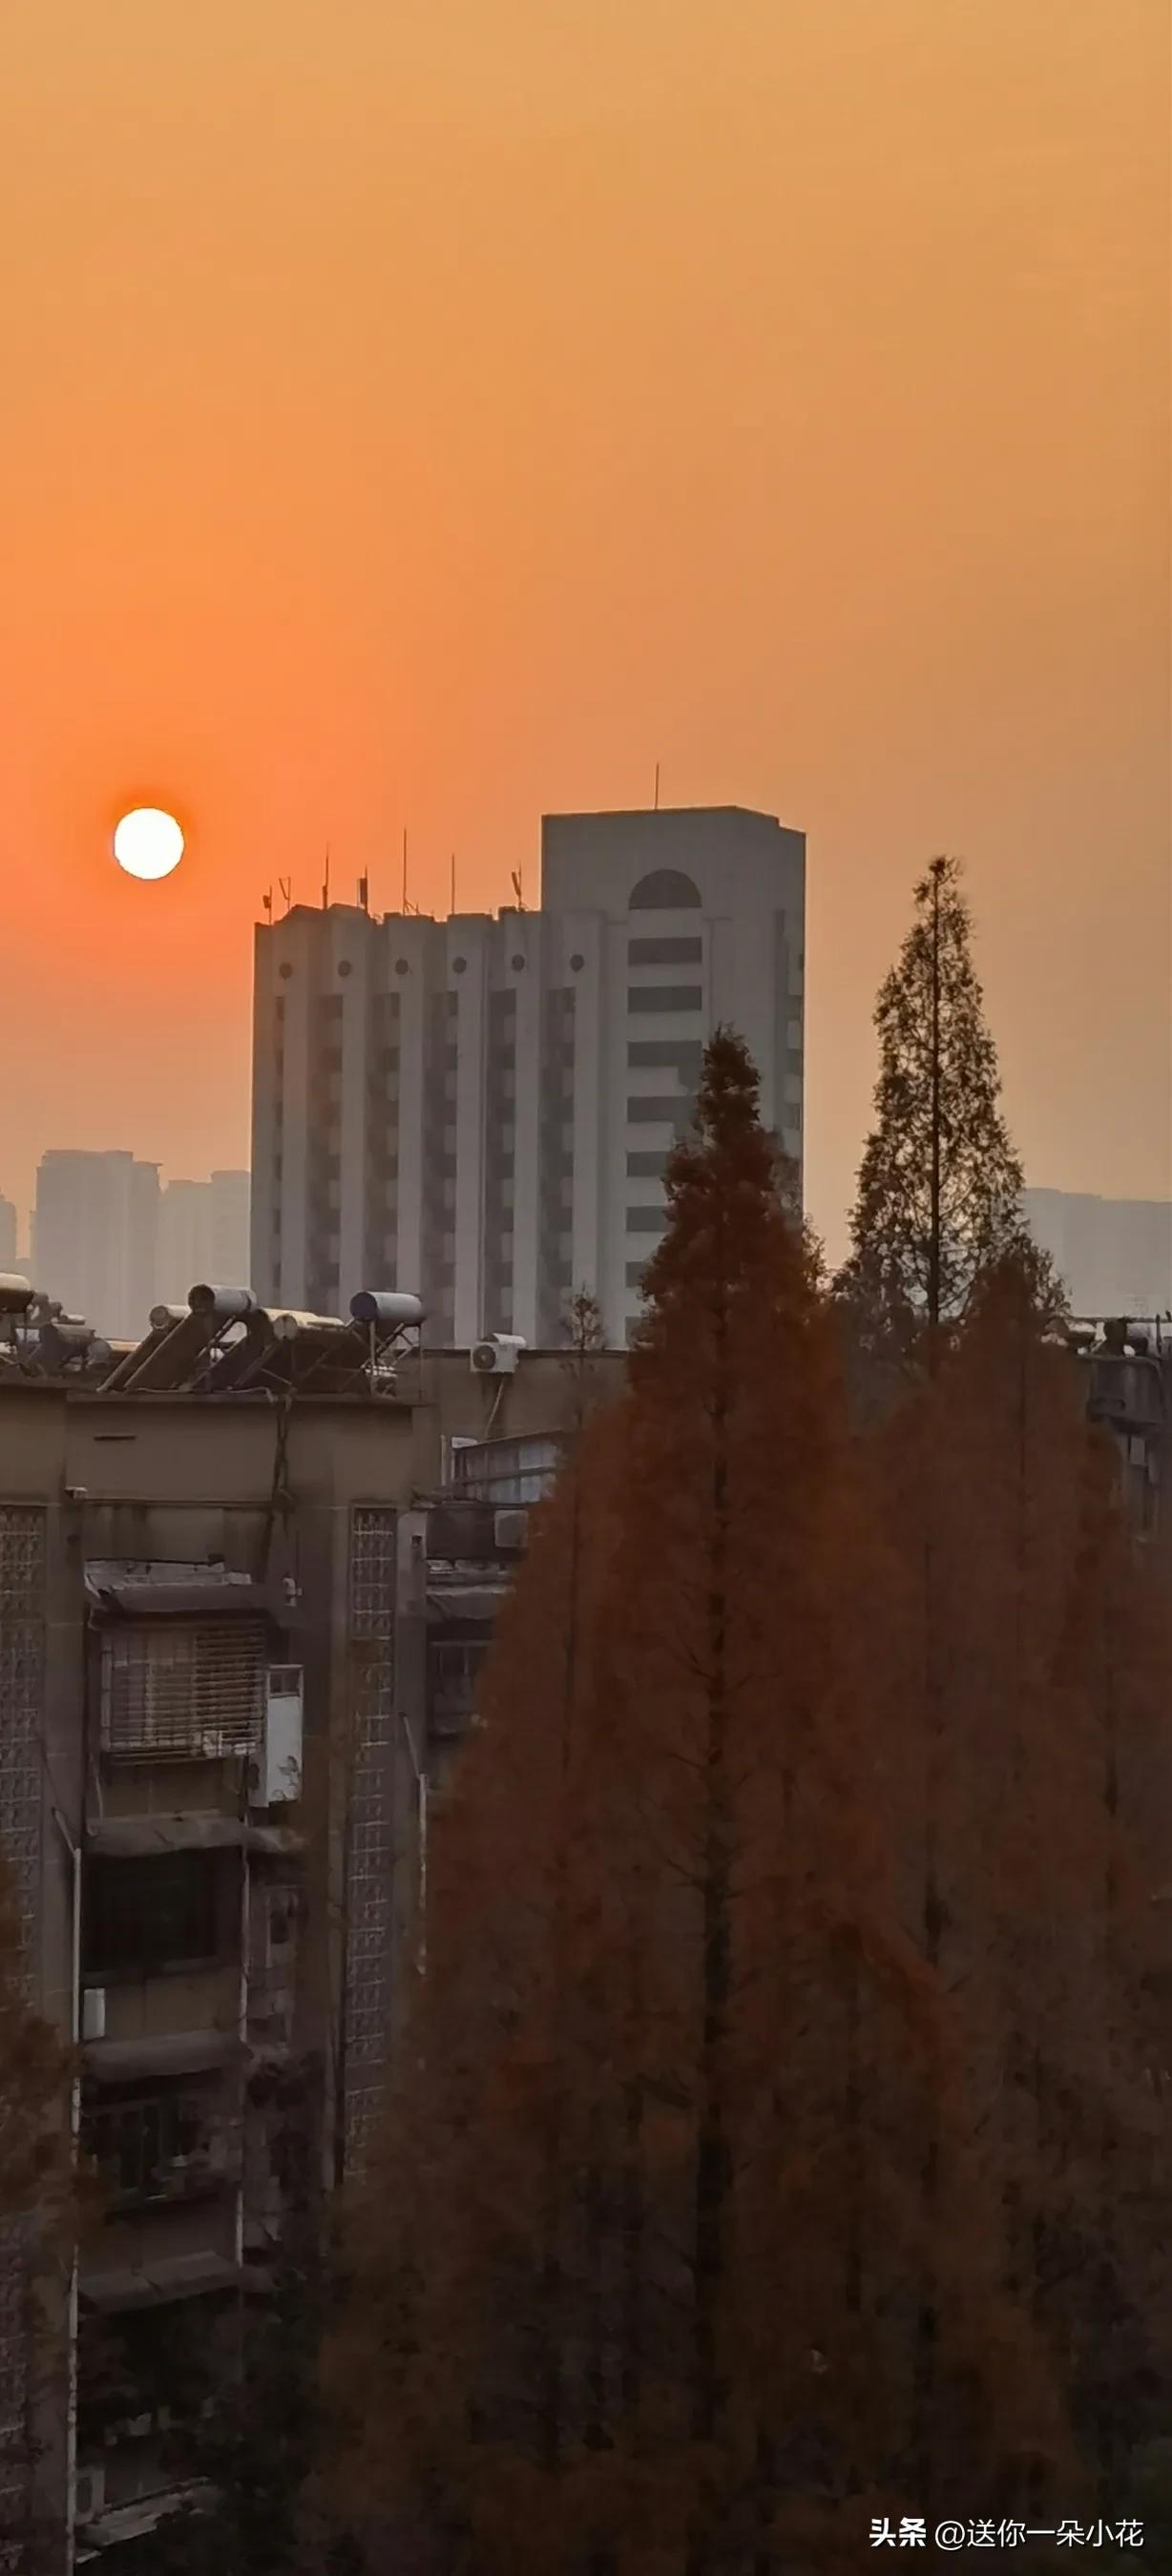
[157,1173,251,1307]
[31,1156,160,1342]
[0,1195,16,1274]
[0,1290,623,2568]
[250,806,806,1346]
[1025,1189,1172,1321]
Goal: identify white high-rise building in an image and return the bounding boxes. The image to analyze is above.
[250,806,805,1346]
[31,1151,159,1339]
[1024,1189,1172,1319]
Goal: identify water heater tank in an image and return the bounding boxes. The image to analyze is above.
[350,1291,426,1328]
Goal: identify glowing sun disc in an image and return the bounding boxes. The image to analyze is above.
[114,808,184,881]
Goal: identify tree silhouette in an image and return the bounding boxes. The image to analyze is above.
[325,1033,1071,2573]
[0,1858,73,2564]
[838,857,1058,1363]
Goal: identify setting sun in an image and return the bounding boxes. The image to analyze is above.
[113,807,184,882]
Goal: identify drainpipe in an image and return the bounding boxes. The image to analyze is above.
[399,1715,428,1981]
[237,1838,250,2275]
[51,1808,81,2576]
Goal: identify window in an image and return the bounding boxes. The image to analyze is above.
[84,1855,220,1979]
[628,1208,668,1235]
[100,1622,267,1761]
[629,870,701,909]
[452,1434,561,1505]
[627,1151,666,1177]
[626,1261,648,1288]
[83,2086,225,2210]
[627,987,703,1013]
[429,1637,489,1707]
[628,1040,703,1074]
[628,1095,697,1126]
[628,937,702,966]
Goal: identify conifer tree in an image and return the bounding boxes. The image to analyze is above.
[326,1033,1060,2573]
[867,1253,1172,2523]
[0,1859,73,2563]
[0,1866,68,2221]
[837,857,1057,1360]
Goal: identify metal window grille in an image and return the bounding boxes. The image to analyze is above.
[83,2088,229,2210]
[99,1620,267,1760]
[451,1436,560,1506]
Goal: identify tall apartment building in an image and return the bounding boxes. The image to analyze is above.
[157,1172,251,1306]
[31,1153,159,1340]
[1024,1189,1172,1320]
[251,805,806,1346]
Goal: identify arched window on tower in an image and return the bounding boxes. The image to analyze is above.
[629,869,702,910]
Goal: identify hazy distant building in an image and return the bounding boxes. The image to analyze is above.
[251,805,805,1346]
[32,1151,159,1338]
[0,1192,16,1273]
[1024,1189,1172,1319]
[157,1177,210,1306]
[209,1168,251,1286]
[157,1170,251,1304]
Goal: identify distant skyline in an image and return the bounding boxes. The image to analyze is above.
[1,1,1167,1263]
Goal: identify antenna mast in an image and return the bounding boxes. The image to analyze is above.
[450,853,456,915]
[654,762,660,811]
[323,845,330,910]
[511,869,525,912]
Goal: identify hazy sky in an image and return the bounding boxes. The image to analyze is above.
[1,0,1167,1263]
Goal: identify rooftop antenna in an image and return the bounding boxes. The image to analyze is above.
[357,872,369,913]
[654,762,660,811]
[278,876,292,917]
[450,852,457,915]
[402,829,408,915]
[262,889,273,921]
[323,845,330,910]
[511,869,525,911]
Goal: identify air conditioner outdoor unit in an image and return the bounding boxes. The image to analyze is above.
[493,1510,529,1553]
[81,1988,106,2043]
[471,1334,526,1377]
[75,2465,106,2524]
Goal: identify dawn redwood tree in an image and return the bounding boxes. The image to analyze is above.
[0,1860,73,2563]
[867,1255,1172,2521]
[837,857,1058,1368]
[0,1865,69,2223]
[325,1033,1060,2574]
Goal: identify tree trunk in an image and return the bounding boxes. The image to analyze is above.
[927,857,943,1359]
[688,1344,733,2576]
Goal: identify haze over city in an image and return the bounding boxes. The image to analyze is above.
[2,0,1168,1264]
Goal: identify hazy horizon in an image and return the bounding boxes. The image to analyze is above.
[2,0,1168,1262]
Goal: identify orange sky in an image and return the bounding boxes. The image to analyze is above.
[1,0,1167,1265]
